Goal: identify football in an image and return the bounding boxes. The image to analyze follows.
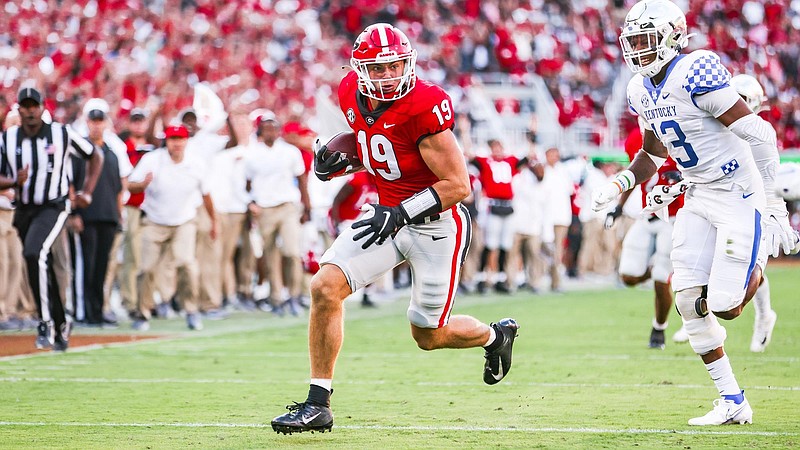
[323,131,363,174]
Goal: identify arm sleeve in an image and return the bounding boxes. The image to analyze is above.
[66,125,95,159]
[727,113,781,205]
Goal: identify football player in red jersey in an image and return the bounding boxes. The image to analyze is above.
[469,139,535,294]
[272,23,520,435]
[606,121,686,349]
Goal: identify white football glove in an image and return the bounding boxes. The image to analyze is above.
[642,180,690,221]
[763,202,798,257]
[592,183,622,212]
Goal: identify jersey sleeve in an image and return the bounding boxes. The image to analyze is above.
[338,72,358,114]
[66,125,95,159]
[682,51,732,103]
[409,85,455,145]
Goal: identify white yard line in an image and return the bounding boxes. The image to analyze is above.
[0,421,794,437]
[1,376,798,391]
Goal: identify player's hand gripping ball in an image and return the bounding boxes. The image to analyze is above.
[313,131,363,181]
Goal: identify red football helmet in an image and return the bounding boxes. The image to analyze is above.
[350,23,417,101]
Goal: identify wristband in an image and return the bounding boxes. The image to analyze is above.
[399,187,442,223]
[611,170,636,193]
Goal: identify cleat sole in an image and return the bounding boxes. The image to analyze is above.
[271,423,333,435]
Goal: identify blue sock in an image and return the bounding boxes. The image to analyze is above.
[723,390,745,405]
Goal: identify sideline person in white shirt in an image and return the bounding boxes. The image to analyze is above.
[128,125,217,331]
[244,113,311,315]
[181,108,239,317]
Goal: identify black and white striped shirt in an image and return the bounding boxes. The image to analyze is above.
[0,122,94,206]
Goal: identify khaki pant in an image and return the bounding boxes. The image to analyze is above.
[52,228,73,316]
[578,218,617,276]
[219,212,247,300]
[120,206,142,314]
[103,230,123,311]
[138,218,199,317]
[509,233,542,290]
[256,202,302,299]
[0,210,36,320]
[236,219,256,298]
[195,207,222,311]
[550,225,568,290]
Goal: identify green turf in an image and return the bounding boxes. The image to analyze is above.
[1,266,799,449]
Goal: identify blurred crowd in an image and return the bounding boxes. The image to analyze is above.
[1,0,798,149]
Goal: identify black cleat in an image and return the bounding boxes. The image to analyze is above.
[494,282,511,294]
[53,318,73,352]
[649,328,665,350]
[483,318,519,385]
[476,281,487,295]
[35,321,55,349]
[271,402,334,435]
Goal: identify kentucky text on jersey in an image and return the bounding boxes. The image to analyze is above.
[642,105,678,121]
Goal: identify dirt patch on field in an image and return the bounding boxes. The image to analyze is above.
[0,334,165,357]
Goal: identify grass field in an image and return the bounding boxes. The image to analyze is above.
[1,266,798,449]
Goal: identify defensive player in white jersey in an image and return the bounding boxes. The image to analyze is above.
[593,0,799,426]
[729,74,778,353]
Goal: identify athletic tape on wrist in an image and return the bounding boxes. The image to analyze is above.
[613,169,636,193]
[400,187,442,223]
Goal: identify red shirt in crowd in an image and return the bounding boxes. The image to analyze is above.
[624,127,684,217]
[472,155,520,201]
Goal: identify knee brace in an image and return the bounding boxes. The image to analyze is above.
[675,286,726,355]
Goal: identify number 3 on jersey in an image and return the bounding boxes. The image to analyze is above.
[651,120,698,168]
[357,131,401,180]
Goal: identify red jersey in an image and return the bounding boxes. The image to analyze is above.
[473,156,520,200]
[332,171,378,223]
[624,128,684,217]
[124,138,153,208]
[338,72,454,207]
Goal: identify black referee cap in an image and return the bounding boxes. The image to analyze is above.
[18,87,43,104]
[87,109,106,121]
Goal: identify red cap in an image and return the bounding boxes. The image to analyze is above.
[165,125,189,139]
[283,121,314,136]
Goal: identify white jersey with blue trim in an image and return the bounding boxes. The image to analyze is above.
[627,50,757,189]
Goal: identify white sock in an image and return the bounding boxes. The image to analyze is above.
[652,318,668,331]
[752,276,771,320]
[484,326,497,347]
[310,378,332,392]
[705,354,741,397]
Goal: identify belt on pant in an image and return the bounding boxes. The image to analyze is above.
[411,206,455,224]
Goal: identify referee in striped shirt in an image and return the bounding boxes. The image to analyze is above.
[0,87,103,351]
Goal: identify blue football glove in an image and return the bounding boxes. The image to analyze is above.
[351,204,407,249]
[313,140,350,182]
